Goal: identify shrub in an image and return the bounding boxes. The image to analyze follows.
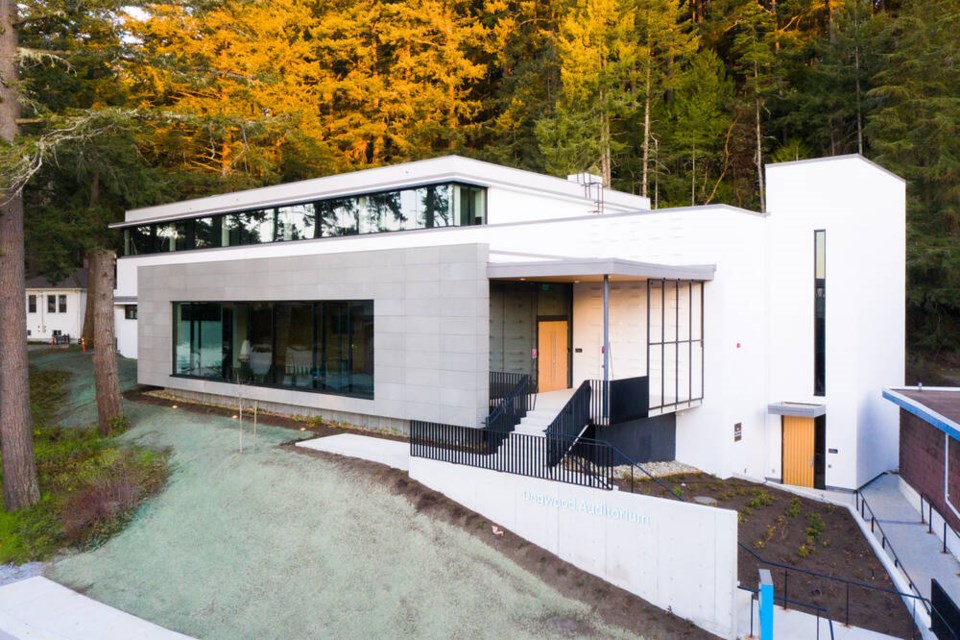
[0,365,171,563]
[746,488,775,509]
[807,512,827,539]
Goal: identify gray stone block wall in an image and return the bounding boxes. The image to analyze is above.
[137,243,490,428]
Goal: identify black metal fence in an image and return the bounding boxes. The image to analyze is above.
[739,539,944,639]
[545,381,592,466]
[489,371,530,412]
[410,420,613,489]
[920,491,960,556]
[485,373,531,451]
[854,491,928,613]
[588,376,650,426]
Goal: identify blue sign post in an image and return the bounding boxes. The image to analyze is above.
[759,568,774,640]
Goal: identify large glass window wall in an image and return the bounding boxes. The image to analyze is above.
[125,183,485,255]
[173,300,374,399]
[647,279,704,412]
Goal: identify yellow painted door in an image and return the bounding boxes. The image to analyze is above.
[537,321,568,392]
[783,416,815,487]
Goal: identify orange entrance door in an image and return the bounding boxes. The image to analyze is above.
[782,416,815,487]
[537,320,568,392]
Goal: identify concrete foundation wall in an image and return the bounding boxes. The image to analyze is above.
[137,243,489,428]
[409,457,739,639]
[161,388,410,435]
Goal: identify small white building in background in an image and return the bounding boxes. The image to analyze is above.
[110,154,905,493]
[26,269,87,342]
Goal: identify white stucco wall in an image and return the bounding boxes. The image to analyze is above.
[114,155,905,488]
[409,457,739,639]
[765,156,905,489]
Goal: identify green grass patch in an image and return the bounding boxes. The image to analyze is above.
[0,367,169,564]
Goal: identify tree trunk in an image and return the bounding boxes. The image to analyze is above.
[91,248,123,435]
[641,64,652,199]
[81,249,96,347]
[0,0,40,511]
[600,105,612,189]
[754,64,766,213]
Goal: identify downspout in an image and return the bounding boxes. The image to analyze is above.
[603,274,610,421]
[945,434,960,522]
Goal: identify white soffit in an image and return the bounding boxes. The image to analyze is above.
[767,402,827,418]
[487,257,716,282]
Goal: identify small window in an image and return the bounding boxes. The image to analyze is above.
[58,295,67,313]
[814,230,826,396]
[125,305,138,320]
[47,295,56,313]
[27,295,36,313]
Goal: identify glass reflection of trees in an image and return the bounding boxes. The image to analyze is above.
[124,183,485,254]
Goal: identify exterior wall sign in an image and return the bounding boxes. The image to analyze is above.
[521,489,653,526]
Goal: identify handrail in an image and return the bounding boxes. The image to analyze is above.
[738,540,940,637]
[592,437,687,502]
[489,371,530,411]
[854,490,930,614]
[485,373,530,432]
[545,381,592,466]
[483,373,530,453]
[919,491,960,557]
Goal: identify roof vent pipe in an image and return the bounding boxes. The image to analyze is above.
[566,173,604,215]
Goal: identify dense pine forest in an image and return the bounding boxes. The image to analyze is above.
[8,0,960,358]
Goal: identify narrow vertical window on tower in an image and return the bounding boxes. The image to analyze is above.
[814,230,826,396]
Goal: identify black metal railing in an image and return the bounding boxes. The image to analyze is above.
[589,376,649,426]
[739,582,836,640]
[854,491,929,614]
[489,371,531,413]
[545,381,592,466]
[410,421,612,489]
[920,491,960,557]
[484,373,531,452]
[588,379,610,426]
[740,540,950,639]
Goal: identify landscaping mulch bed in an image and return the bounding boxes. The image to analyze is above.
[615,472,916,638]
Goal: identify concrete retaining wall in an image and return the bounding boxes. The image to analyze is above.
[409,458,739,639]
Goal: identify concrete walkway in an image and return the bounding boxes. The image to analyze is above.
[736,589,903,640]
[0,577,193,640]
[296,432,410,470]
[859,473,960,601]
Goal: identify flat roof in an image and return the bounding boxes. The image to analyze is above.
[487,257,716,282]
[883,387,960,441]
[114,155,652,227]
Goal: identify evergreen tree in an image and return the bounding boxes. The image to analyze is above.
[536,0,641,187]
[869,0,960,351]
[0,0,41,511]
[658,49,735,206]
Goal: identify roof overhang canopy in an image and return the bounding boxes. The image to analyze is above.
[487,258,716,283]
[767,402,827,418]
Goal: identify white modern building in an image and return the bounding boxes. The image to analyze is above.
[26,269,88,342]
[111,154,905,491]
